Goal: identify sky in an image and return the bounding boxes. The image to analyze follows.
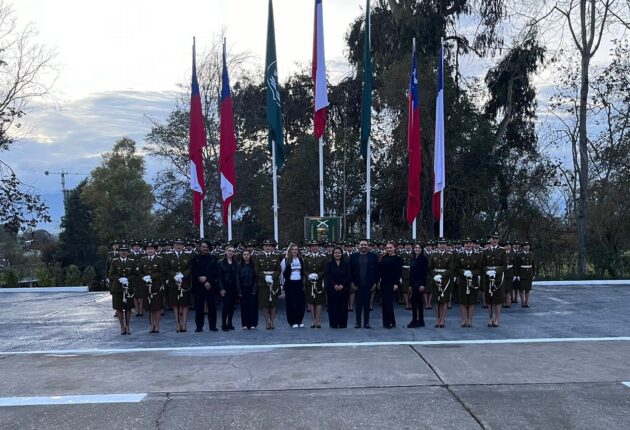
[2,0,624,233]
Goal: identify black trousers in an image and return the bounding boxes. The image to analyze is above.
[222,290,236,327]
[355,287,371,326]
[194,287,217,330]
[327,289,348,328]
[284,279,305,326]
[240,286,258,328]
[410,286,425,325]
[381,284,396,327]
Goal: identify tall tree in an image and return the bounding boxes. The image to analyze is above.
[58,179,99,271]
[81,138,153,246]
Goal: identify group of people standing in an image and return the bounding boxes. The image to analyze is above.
[107,233,536,335]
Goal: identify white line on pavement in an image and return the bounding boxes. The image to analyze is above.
[622,382,630,388]
[0,393,147,407]
[0,287,88,293]
[547,297,571,305]
[2,336,630,356]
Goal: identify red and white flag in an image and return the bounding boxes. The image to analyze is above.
[189,38,206,227]
[219,39,237,225]
[433,42,445,221]
[312,0,328,138]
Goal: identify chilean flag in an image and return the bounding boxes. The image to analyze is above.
[219,39,237,225]
[406,41,422,225]
[312,0,328,138]
[189,38,206,227]
[433,42,445,221]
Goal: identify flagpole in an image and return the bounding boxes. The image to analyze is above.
[199,200,204,239]
[272,140,279,243]
[319,136,324,217]
[366,137,371,240]
[439,192,444,237]
[227,203,232,242]
[412,219,417,240]
[439,36,444,238]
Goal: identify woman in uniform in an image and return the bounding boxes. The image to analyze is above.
[255,239,281,330]
[429,238,454,328]
[455,238,481,327]
[481,232,507,327]
[108,244,136,335]
[304,241,326,328]
[517,241,536,307]
[138,242,164,333]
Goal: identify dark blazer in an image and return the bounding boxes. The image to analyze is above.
[236,261,258,296]
[325,258,351,293]
[349,252,380,290]
[410,253,429,289]
[378,254,403,288]
[190,253,219,292]
[282,256,305,282]
[218,258,238,293]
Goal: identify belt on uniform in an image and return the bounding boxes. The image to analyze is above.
[263,271,274,275]
[402,265,410,269]
[434,269,448,273]
[520,265,532,269]
[485,266,499,270]
[507,265,513,269]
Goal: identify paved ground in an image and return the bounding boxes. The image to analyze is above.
[1,283,630,429]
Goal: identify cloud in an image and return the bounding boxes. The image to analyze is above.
[2,90,179,232]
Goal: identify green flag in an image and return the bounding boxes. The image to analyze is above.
[265,0,284,169]
[360,0,371,159]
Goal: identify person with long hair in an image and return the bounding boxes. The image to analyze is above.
[237,249,258,329]
[325,246,351,328]
[378,241,403,329]
[455,238,482,327]
[408,242,428,328]
[516,241,536,308]
[166,238,193,332]
[108,244,136,335]
[218,245,238,331]
[482,232,507,327]
[429,237,454,328]
[304,241,326,328]
[281,244,306,328]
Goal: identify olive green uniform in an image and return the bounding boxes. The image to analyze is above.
[108,257,137,311]
[129,251,145,299]
[138,255,165,312]
[429,251,454,304]
[255,252,281,308]
[165,251,192,307]
[303,252,326,306]
[516,251,536,291]
[400,250,412,300]
[504,251,516,295]
[481,246,507,304]
[455,251,482,304]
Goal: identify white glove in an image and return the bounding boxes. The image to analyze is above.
[514,276,520,281]
[265,275,273,285]
[308,273,318,281]
[119,277,129,286]
[174,274,184,282]
[464,270,473,278]
[486,270,496,278]
[433,274,442,282]
[142,275,152,283]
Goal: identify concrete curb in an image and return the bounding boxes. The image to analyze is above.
[0,287,89,293]
[534,280,630,286]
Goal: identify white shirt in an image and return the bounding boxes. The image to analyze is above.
[281,257,302,281]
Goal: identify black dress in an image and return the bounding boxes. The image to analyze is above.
[325,259,351,328]
[218,259,238,329]
[237,261,258,328]
[409,253,428,326]
[378,254,403,328]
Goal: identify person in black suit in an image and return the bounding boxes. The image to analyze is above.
[191,239,219,332]
[349,239,380,328]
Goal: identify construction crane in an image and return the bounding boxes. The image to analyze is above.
[44,169,87,203]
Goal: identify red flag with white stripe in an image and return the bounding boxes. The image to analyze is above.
[312,0,328,138]
[189,38,206,227]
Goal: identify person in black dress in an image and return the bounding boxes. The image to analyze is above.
[325,246,351,328]
[218,246,238,331]
[408,243,428,328]
[378,241,403,329]
[237,249,258,329]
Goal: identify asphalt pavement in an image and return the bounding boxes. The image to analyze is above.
[1,283,629,429]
